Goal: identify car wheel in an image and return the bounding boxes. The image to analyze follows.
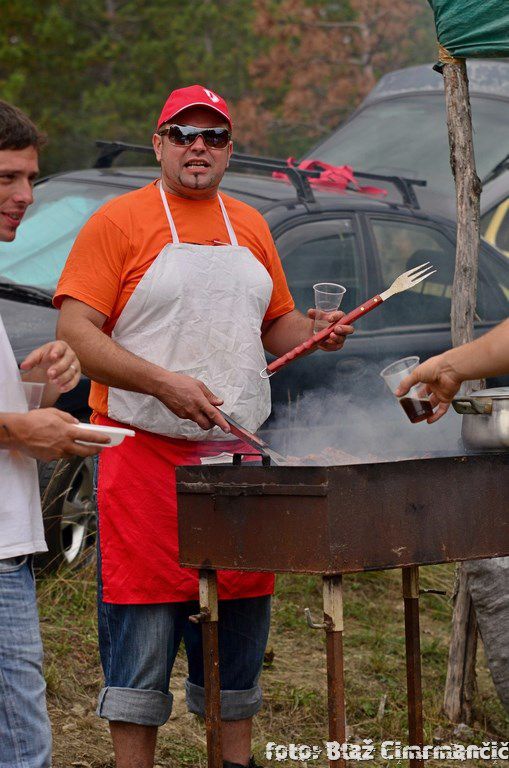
[36,457,97,574]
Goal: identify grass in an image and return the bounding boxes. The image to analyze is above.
[38,562,508,768]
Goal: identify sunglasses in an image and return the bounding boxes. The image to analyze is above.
[158,124,231,149]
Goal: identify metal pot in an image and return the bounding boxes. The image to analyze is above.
[452,387,509,449]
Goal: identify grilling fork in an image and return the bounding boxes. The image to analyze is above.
[217,409,289,465]
[261,262,436,378]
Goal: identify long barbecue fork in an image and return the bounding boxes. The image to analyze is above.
[260,261,436,378]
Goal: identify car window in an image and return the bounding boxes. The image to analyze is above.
[371,218,455,326]
[478,251,509,321]
[276,219,362,314]
[481,198,509,257]
[0,179,124,291]
[372,217,509,326]
[307,95,509,201]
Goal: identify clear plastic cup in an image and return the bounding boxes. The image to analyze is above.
[379,357,433,424]
[22,382,45,409]
[313,282,346,333]
[0,381,45,411]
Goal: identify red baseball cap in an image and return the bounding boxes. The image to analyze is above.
[157,85,232,130]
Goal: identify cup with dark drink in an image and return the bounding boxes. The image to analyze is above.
[380,357,434,424]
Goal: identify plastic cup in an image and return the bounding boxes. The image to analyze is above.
[379,357,433,424]
[313,282,346,333]
[22,382,45,409]
[0,381,45,411]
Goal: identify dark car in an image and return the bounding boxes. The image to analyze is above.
[302,60,509,249]
[1,145,508,570]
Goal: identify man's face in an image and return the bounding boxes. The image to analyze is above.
[0,146,38,242]
[152,107,232,200]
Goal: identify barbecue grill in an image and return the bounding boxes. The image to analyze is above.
[176,450,509,768]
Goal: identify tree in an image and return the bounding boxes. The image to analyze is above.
[0,0,437,171]
[0,0,261,173]
[232,0,435,157]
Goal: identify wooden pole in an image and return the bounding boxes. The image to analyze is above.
[442,57,482,356]
[194,570,222,768]
[323,575,346,768]
[402,567,424,766]
[441,54,482,724]
[443,567,478,723]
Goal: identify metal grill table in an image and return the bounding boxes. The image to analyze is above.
[177,453,509,768]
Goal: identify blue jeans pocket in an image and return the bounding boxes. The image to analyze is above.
[0,555,28,574]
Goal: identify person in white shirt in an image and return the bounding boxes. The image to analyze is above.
[0,100,109,768]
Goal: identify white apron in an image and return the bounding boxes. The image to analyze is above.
[108,184,273,440]
[0,315,45,558]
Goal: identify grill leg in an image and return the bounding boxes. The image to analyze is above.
[402,566,424,767]
[323,574,346,768]
[198,569,222,768]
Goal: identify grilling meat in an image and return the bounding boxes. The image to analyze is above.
[288,446,377,466]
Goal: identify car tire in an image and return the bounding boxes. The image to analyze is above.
[36,456,97,574]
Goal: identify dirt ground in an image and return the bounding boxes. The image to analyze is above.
[39,565,508,768]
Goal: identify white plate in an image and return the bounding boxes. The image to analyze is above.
[75,423,135,447]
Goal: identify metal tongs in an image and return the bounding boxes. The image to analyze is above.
[260,262,436,377]
[218,409,289,465]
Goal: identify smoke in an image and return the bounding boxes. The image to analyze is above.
[262,367,463,463]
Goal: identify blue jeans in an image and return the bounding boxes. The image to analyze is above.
[93,455,271,726]
[97,587,271,726]
[0,556,51,768]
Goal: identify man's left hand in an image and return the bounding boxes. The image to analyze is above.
[307,309,354,351]
[20,341,81,392]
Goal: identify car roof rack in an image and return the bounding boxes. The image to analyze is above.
[229,154,427,209]
[228,153,320,204]
[94,141,319,204]
[93,140,426,208]
[352,171,426,209]
[94,140,154,168]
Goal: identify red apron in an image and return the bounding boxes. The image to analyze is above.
[96,414,275,604]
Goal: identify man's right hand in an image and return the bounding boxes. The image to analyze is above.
[156,372,231,433]
[4,408,110,461]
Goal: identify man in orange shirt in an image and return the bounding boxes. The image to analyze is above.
[55,85,353,768]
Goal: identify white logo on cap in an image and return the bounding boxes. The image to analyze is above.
[203,88,220,103]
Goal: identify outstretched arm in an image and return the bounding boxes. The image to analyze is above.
[396,319,509,422]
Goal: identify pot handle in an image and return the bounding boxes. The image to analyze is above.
[452,398,493,415]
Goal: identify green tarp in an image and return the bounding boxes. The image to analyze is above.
[428,0,509,58]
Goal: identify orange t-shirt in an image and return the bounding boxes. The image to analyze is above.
[54,180,295,418]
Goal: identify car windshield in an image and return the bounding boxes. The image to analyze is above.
[307,95,508,197]
[0,179,125,291]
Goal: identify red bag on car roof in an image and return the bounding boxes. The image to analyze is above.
[273,157,387,196]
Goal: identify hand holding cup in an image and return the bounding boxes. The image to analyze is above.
[313,283,346,333]
[380,356,435,424]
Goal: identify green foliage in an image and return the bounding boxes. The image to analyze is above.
[0,0,260,174]
[0,1,438,174]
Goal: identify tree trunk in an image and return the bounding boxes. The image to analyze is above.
[441,57,482,725]
[443,58,482,354]
[443,566,478,722]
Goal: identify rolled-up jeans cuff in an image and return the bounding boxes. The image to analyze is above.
[96,686,173,726]
[185,679,262,720]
